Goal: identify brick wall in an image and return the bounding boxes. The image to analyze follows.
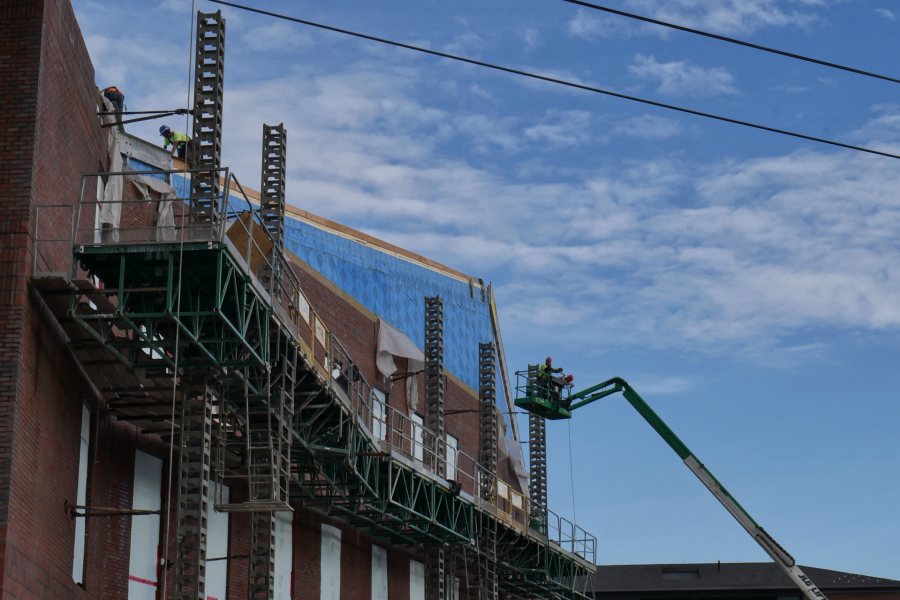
[0,0,109,597]
[0,2,45,592]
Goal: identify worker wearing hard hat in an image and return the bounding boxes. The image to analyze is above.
[159,125,191,160]
[538,356,563,398]
[102,85,125,132]
[539,357,575,408]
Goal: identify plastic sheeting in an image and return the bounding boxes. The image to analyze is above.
[127,172,177,241]
[376,319,424,411]
[127,451,162,600]
[99,97,124,231]
[371,545,388,600]
[320,524,341,600]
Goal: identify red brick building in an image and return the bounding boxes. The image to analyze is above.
[0,2,594,599]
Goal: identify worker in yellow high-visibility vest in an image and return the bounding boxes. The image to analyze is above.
[538,356,562,399]
[159,125,191,160]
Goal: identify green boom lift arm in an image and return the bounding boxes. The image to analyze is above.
[515,374,828,600]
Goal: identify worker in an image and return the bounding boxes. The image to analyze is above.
[101,85,125,131]
[159,125,191,161]
[538,356,564,401]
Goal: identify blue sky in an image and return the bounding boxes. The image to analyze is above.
[73,0,900,579]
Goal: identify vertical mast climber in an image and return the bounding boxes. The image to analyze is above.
[189,11,225,225]
[528,365,548,533]
[424,296,448,600]
[477,342,499,600]
[174,11,225,600]
[247,123,294,600]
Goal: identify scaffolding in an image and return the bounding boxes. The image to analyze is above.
[29,10,597,600]
[478,343,499,600]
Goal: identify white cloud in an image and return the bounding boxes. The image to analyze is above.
[625,0,826,35]
[240,22,314,53]
[519,28,542,51]
[523,110,593,147]
[630,376,694,395]
[629,54,739,96]
[611,114,683,141]
[444,31,485,55]
[873,7,896,21]
[160,0,191,13]
[568,0,825,39]
[568,9,634,39]
[468,83,495,102]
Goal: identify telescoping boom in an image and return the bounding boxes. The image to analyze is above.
[515,374,828,600]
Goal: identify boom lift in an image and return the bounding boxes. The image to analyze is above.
[515,370,828,600]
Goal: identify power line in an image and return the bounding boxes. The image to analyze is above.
[207,0,900,161]
[562,0,900,86]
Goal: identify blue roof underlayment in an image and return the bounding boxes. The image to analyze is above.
[284,216,500,402]
[142,164,505,410]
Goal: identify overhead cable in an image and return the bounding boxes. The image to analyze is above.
[208,0,900,161]
[561,0,900,86]
[98,108,193,128]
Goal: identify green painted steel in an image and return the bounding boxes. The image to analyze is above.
[619,384,691,460]
[61,221,594,598]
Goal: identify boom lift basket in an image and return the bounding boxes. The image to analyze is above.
[514,365,573,420]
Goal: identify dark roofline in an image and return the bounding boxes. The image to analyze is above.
[587,563,900,594]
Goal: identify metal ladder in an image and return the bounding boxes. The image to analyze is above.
[174,381,215,600]
[478,342,500,600]
[529,372,548,533]
[258,123,287,293]
[190,10,226,225]
[425,295,447,599]
[477,514,499,600]
[424,295,445,475]
[247,329,296,599]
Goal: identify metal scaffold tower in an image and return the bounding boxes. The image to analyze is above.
[528,371,548,531]
[31,7,598,598]
[478,342,499,600]
[175,380,216,600]
[247,123,294,600]
[258,123,287,293]
[424,295,447,600]
[174,12,225,600]
[190,11,225,224]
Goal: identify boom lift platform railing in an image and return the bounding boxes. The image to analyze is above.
[515,370,828,600]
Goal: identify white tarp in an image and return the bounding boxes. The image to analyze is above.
[409,560,425,600]
[127,451,162,600]
[375,319,424,411]
[72,405,90,584]
[99,101,124,231]
[497,406,529,493]
[206,483,230,600]
[274,511,293,600]
[506,429,530,493]
[127,173,177,240]
[321,524,341,600]
[371,545,388,600]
